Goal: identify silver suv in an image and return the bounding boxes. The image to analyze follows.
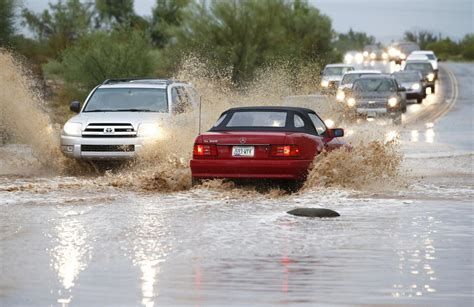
[60,78,199,160]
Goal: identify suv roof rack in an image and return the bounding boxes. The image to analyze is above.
[102,78,188,85]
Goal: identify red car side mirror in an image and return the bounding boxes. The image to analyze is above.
[327,128,344,138]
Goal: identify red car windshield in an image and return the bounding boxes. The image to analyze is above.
[225,111,287,127]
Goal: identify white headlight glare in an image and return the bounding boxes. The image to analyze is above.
[411,83,420,90]
[336,90,345,102]
[138,123,161,138]
[347,97,356,107]
[63,122,82,136]
[388,97,398,107]
[427,73,435,81]
[321,80,329,87]
[325,119,335,128]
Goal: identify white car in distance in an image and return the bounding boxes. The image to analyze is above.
[408,50,438,79]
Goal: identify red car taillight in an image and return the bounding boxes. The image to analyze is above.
[193,144,218,157]
[270,145,300,157]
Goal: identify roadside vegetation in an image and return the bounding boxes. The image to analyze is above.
[404,30,474,61]
[0,0,473,124]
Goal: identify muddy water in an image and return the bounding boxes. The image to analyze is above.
[0,57,473,306]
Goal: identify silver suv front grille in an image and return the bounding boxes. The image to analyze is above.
[82,123,137,138]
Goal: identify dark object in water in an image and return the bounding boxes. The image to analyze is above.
[287,208,340,218]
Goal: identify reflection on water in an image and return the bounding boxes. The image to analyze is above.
[425,129,435,143]
[139,259,161,307]
[128,204,172,306]
[51,216,91,306]
[392,215,438,298]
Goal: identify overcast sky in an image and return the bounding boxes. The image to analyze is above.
[19,0,473,43]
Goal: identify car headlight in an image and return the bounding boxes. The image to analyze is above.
[344,54,353,63]
[388,48,398,57]
[427,73,435,82]
[363,51,369,57]
[382,52,388,60]
[370,52,376,59]
[325,119,335,128]
[336,90,345,102]
[138,123,162,138]
[388,97,398,107]
[399,53,406,60]
[411,83,420,90]
[432,62,438,70]
[321,80,329,87]
[63,122,82,136]
[347,97,356,107]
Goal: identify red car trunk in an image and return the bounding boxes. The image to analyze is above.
[199,131,289,159]
[191,131,323,180]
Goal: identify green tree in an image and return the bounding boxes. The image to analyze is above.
[0,0,16,46]
[0,0,17,46]
[425,38,461,60]
[334,28,375,53]
[460,34,474,60]
[149,0,191,48]
[172,0,335,85]
[22,0,95,58]
[403,30,439,49]
[44,30,155,89]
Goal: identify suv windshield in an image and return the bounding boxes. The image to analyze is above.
[353,78,396,93]
[84,88,168,112]
[404,63,433,73]
[324,67,352,76]
[393,73,420,83]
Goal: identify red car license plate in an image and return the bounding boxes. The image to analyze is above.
[232,146,255,157]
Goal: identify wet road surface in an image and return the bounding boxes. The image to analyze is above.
[1,62,473,306]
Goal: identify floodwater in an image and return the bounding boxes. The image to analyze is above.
[0,61,473,306]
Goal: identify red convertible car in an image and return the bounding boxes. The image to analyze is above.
[190,106,345,187]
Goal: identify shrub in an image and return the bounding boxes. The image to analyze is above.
[43,30,155,90]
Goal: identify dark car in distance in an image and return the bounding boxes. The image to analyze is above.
[403,60,436,93]
[392,71,426,103]
[343,75,407,124]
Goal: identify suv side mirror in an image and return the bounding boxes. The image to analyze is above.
[69,101,81,113]
[398,86,406,92]
[327,128,344,138]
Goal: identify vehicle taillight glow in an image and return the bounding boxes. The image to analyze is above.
[193,144,218,156]
[270,145,300,157]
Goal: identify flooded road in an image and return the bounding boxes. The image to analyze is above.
[1,62,473,306]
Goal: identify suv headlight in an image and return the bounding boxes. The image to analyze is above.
[63,122,82,136]
[388,97,398,107]
[321,80,329,87]
[138,123,162,138]
[427,73,435,82]
[411,83,420,90]
[347,97,356,107]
